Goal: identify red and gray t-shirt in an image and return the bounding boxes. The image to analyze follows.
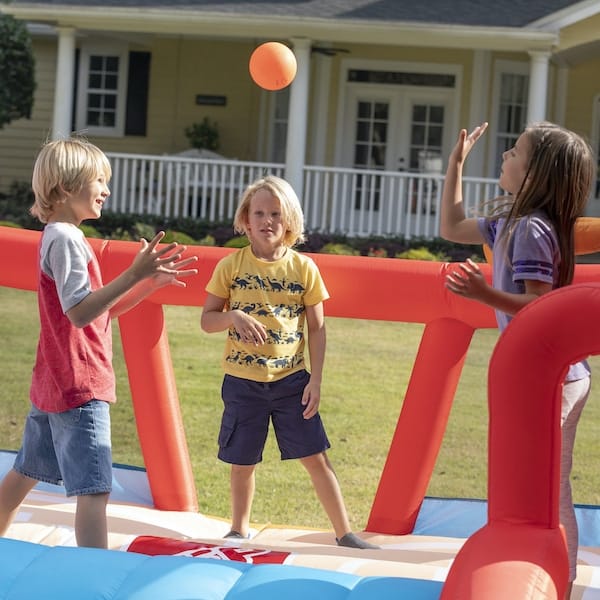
[30,222,116,412]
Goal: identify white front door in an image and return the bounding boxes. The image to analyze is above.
[341,85,452,232]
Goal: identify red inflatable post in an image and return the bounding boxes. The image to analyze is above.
[367,317,475,533]
[441,284,600,599]
[118,301,198,511]
[92,237,202,512]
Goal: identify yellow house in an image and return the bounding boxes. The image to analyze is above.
[1,0,599,234]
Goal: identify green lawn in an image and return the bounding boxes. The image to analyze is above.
[1,286,599,532]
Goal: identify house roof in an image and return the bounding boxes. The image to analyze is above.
[4,0,599,55]
[4,0,590,28]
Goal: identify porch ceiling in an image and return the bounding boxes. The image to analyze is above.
[3,5,559,53]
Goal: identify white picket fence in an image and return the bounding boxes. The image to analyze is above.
[105,152,502,239]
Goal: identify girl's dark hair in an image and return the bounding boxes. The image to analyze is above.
[500,122,595,287]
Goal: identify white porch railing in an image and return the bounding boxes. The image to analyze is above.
[105,152,502,239]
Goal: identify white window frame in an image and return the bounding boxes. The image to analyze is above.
[488,59,529,178]
[75,41,129,137]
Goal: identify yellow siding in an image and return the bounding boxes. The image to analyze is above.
[168,38,262,160]
[87,37,263,160]
[562,57,600,140]
[559,14,600,52]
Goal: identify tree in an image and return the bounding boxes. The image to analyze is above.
[0,13,35,129]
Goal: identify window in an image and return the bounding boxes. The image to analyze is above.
[494,71,528,175]
[75,43,150,137]
[268,88,290,162]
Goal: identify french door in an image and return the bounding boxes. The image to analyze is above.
[341,86,451,230]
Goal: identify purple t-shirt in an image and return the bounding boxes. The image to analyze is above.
[477,211,589,381]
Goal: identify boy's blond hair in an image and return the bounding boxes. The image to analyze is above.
[233,175,306,247]
[30,137,112,223]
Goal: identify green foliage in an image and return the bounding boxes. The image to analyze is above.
[320,242,359,256]
[79,223,102,238]
[0,220,21,228]
[185,117,220,151]
[395,246,449,261]
[198,234,216,246]
[162,230,197,245]
[0,14,36,129]
[224,235,250,248]
[132,222,158,241]
[0,181,38,229]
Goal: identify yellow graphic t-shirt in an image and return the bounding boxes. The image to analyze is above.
[205,246,329,382]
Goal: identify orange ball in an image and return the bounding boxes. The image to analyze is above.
[249,42,297,91]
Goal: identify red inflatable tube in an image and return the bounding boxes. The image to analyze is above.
[441,283,600,599]
[1,225,599,532]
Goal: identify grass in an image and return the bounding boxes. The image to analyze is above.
[1,286,600,532]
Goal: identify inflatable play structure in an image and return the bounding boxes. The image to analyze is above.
[1,222,600,599]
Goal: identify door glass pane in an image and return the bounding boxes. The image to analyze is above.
[356,121,370,142]
[354,100,388,168]
[409,104,444,172]
[430,106,444,123]
[353,100,389,210]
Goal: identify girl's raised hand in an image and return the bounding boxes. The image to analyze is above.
[451,122,488,164]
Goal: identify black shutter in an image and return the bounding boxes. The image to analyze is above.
[125,51,151,136]
[71,49,80,132]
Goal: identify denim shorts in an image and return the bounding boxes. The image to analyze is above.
[218,370,331,465]
[14,400,112,496]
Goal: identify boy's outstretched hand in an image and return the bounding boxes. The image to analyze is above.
[133,231,198,287]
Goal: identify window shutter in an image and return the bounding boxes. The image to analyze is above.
[71,49,80,132]
[125,51,151,136]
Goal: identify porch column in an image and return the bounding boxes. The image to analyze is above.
[285,37,311,197]
[466,50,490,177]
[553,63,569,124]
[52,26,76,140]
[527,51,550,124]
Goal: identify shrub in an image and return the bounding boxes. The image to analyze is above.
[162,230,197,245]
[224,235,250,248]
[198,234,216,246]
[0,14,35,129]
[320,242,359,256]
[79,224,102,238]
[184,117,219,151]
[132,222,158,241]
[396,246,449,261]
